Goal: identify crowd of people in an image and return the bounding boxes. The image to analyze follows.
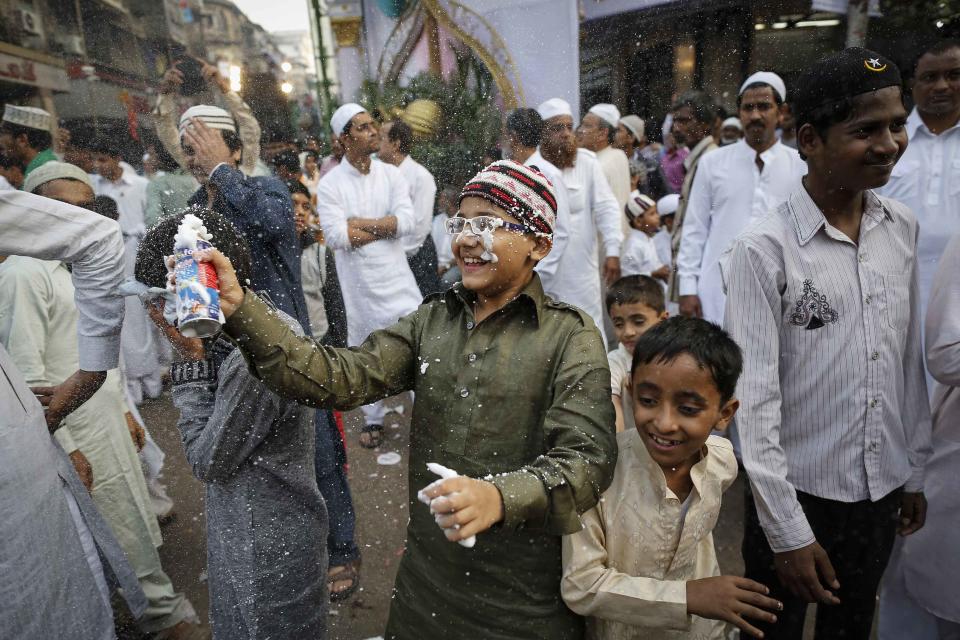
[1,38,959,640]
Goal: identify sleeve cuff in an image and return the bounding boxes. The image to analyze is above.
[77,334,121,371]
[209,163,233,181]
[678,276,699,297]
[905,468,925,493]
[490,470,548,531]
[762,512,816,553]
[54,425,78,454]
[604,243,621,258]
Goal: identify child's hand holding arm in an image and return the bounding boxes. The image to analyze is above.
[686,576,782,639]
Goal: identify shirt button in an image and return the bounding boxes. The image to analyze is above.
[868,441,878,452]
[864,295,872,305]
[468,353,477,363]
[460,387,470,398]
[466,321,475,330]
[871,351,880,360]
[869,399,879,408]
[858,253,866,263]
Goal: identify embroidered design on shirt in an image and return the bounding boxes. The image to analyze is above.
[789,279,839,330]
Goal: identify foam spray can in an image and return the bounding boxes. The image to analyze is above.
[173,213,223,338]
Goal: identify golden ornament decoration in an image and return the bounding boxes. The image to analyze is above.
[402,99,442,139]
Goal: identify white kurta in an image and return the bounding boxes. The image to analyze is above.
[92,173,166,403]
[879,108,960,316]
[397,155,438,257]
[540,148,622,335]
[621,229,664,278]
[431,214,455,270]
[676,140,805,324]
[596,146,632,237]
[316,158,422,346]
[527,151,571,288]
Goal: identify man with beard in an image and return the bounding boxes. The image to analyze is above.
[315,103,421,449]
[667,91,718,304]
[676,72,805,323]
[536,98,622,340]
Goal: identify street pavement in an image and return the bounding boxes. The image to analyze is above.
[122,391,753,639]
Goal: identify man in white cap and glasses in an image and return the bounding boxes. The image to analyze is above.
[676,71,806,324]
[537,98,623,341]
[0,105,56,178]
[318,103,420,449]
[175,104,310,333]
[578,103,631,223]
[720,116,744,146]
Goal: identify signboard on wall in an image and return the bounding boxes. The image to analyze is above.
[0,52,69,91]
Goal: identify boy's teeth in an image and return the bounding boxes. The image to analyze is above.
[651,434,678,446]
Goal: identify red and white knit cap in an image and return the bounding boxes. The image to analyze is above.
[458,160,558,237]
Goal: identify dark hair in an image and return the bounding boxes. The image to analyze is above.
[915,39,960,73]
[341,119,354,137]
[152,143,180,173]
[89,137,122,157]
[737,82,784,108]
[795,89,905,160]
[304,150,320,162]
[506,108,544,148]
[606,275,665,314]
[284,179,310,199]
[91,195,119,221]
[631,316,743,404]
[386,119,413,155]
[135,208,252,292]
[597,118,617,144]
[671,90,717,125]
[271,150,301,173]
[0,152,22,170]
[0,122,52,151]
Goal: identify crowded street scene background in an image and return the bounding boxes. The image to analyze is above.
[2,0,960,639]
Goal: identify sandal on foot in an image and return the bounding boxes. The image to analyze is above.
[359,425,383,449]
[328,559,361,602]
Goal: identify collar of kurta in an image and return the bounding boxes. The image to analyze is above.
[627,429,725,502]
[24,147,57,176]
[907,106,960,138]
[444,272,546,327]
[790,186,893,246]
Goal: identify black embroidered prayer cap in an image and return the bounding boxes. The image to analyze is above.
[794,47,902,125]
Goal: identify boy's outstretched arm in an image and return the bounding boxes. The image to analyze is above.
[202,248,417,409]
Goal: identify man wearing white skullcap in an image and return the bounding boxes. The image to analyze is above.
[579,104,631,232]
[0,105,56,178]
[675,70,805,324]
[720,116,744,146]
[318,102,421,448]
[536,97,623,342]
[3,166,203,639]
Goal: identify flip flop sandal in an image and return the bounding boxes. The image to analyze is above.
[359,425,383,449]
[328,559,361,602]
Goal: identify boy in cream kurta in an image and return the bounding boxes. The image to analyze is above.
[563,317,781,639]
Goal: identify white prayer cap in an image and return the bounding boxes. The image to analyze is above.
[331,103,367,136]
[22,161,93,194]
[739,71,787,102]
[625,190,655,222]
[619,115,645,143]
[721,117,743,131]
[588,103,621,128]
[179,105,236,137]
[2,105,52,131]
[656,193,680,217]
[536,98,572,121]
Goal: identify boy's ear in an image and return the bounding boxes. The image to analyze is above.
[712,397,740,433]
[659,310,669,321]
[531,235,552,262]
[797,122,822,160]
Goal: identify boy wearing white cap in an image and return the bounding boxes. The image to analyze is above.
[318,103,421,448]
[537,97,623,340]
[579,104,632,222]
[676,72,806,324]
[0,105,56,178]
[621,192,668,283]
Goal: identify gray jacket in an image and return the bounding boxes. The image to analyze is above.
[171,332,328,640]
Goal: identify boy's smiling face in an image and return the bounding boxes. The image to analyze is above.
[610,301,666,355]
[453,196,550,297]
[632,353,738,470]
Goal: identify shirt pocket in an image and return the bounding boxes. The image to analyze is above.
[881,273,910,332]
[888,158,920,201]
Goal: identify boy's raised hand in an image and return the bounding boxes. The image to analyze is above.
[687,576,782,639]
[422,476,504,543]
[195,248,244,318]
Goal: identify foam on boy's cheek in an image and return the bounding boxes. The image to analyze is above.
[478,227,498,263]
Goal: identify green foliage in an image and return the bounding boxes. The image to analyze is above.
[360,49,502,188]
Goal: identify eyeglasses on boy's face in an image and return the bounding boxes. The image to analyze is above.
[444,215,528,236]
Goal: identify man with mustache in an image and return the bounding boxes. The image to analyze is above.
[675,72,806,324]
[536,98,623,340]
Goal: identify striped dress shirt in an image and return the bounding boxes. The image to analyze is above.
[721,187,932,553]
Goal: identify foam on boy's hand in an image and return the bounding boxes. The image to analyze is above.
[420,462,476,548]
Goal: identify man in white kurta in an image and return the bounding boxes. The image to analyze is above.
[318,104,421,442]
[90,140,166,404]
[537,98,623,340]
[676,73,806,324]
[579,103,632,237]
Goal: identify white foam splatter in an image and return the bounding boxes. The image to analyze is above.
[174,213,212,250]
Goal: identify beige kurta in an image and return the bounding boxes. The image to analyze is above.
[562,430,738,639]
[596,146,632,238]
[0,258,161,550]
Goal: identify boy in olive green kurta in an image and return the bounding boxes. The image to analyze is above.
[210,161,618,639]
